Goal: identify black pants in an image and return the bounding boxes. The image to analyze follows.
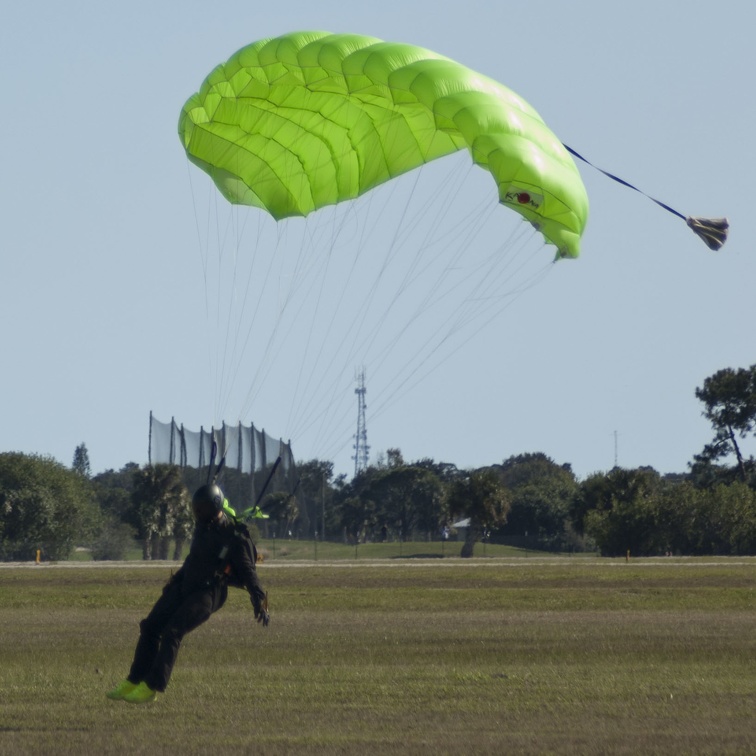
[127,578,227,692]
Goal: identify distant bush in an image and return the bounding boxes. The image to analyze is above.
[91,518,136,560]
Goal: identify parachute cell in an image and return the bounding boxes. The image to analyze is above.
[178,31,588,258]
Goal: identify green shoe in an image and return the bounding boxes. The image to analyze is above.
[106,679,137,700]
[123,681,157,704]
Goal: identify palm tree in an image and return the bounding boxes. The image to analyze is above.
[447,469,511,558]
[131,465,190,560]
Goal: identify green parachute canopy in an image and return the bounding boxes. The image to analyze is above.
[179,31,588,258]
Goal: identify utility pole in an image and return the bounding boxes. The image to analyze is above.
[353,368,369,477]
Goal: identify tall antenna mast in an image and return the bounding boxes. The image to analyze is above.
[353,368,369,477]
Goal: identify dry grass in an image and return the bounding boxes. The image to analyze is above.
[0,558,755,754]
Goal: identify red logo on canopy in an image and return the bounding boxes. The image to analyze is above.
[504,188,542,210]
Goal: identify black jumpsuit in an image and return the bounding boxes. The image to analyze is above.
[127,514,265,692]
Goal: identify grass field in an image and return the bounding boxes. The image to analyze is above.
[66,537,551,562]
[1,554,755,755]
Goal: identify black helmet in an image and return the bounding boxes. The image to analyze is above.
[192,483,225,523]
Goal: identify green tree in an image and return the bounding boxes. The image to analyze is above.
[413,458,462,484]
[292,459,334,538]
[333,466,380,543]
[72,443,91,478]
[492,453,578,549]
[385,448,405,468]
[593,478,756,557]
[337,494,376,544]
[577,467,665,556]
[447,469,511,558]
[365,464,446,540]
[654,481,700,555]
[712,483,756,554]
[333,453,447,543]
[172,492,195,560]
[689,483,756,555]
[92,463,139,522]
[263,490,299,538]
[131,465,190,560]
[693,365,756,483]
[0,452,99,560]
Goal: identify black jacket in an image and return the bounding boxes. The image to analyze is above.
[173,514,266,609]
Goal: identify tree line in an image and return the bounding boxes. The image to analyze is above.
[1,364,754,560]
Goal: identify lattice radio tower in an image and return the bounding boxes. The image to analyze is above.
[353,368,370,476]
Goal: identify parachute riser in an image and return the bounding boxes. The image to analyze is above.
[206,439,227,486]
[255,455,282,508]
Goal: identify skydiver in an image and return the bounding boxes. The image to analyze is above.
[106,483,269,704]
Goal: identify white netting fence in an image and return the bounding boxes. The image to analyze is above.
[148,413,294,474]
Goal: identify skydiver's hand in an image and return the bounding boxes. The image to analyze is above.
[254,605,270,627]
[252,591,270,627]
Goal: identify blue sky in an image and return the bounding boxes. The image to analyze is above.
[2,0,754,480]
